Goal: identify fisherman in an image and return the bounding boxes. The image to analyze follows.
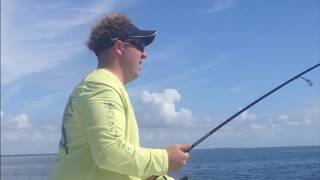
[50,13,190,180]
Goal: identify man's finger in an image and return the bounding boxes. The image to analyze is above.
[179,144,191,152]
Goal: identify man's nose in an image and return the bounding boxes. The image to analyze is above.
[141,51,147,59]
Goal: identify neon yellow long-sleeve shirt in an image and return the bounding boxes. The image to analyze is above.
[50,69,171,180]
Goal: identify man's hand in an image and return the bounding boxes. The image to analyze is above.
[166,144,190,173]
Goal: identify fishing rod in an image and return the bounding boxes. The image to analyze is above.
[158,63,319,180]
[187,62,320,152]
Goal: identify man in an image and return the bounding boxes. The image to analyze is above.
[51,13,190,180]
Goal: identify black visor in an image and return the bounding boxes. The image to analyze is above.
[122,22,157,46]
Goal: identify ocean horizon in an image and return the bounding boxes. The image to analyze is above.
[2,145,318,156]
[1,145,320,180]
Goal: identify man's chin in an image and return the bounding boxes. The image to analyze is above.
[127,73,139,84]
[134,72,140,79]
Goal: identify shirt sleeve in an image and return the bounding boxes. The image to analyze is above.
[79,82,168,178]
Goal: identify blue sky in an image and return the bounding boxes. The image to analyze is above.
[1,0,319,155]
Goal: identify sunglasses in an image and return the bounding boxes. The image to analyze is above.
[123,39,145,52]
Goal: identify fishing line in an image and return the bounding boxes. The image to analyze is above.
[187,62,320,152]
[300,76,313,86]
[157,63,319,180]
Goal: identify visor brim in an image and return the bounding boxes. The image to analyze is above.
[128,30,157,46]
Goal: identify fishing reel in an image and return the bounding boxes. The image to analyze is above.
[154,176,191,180]
[154,176,190,180]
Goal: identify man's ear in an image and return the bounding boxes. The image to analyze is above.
[114,40,124,55]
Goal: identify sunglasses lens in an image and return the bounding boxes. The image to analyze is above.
[124,39,145,52]
[131,42,144,52]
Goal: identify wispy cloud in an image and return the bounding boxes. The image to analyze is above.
[204,0,237,14]
[129,54,227,97]
[21,94,58,113]
[177,79,209,90]
[227,86,241,93]
[170,58,226,81]
[148,43,188,64]
[59,0,121,14]
[1,0,125,85]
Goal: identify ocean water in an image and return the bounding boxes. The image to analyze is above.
[1,146,319,180]
[174,146,320,180]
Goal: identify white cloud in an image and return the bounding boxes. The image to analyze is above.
[204,0,237,13]
[249,123,265,130]
[278,114,289,120]
[238,110,257,121]
[288,121,301,126]
[137,91,319,148]
[33,132,43,139]
[0,110,3,120]
[1,111,60,154]
[139,89,198,127]
[43,125,57,131]
[11,114,31,129]
[304,118,312,125]
[304,102,320,120]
